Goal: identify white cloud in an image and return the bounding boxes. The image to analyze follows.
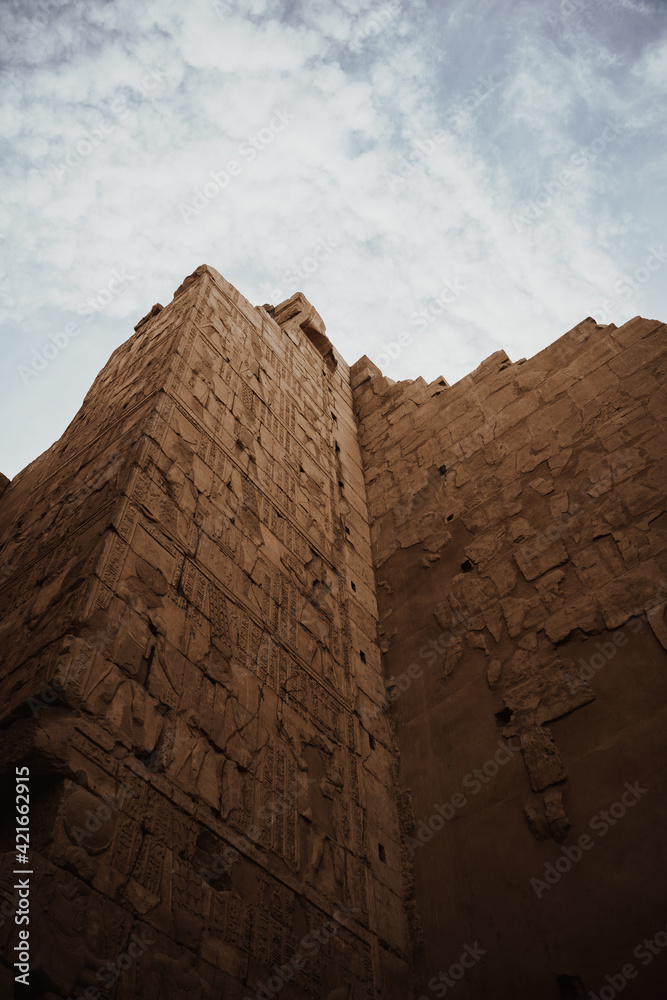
[633,37,667,90]
[0,0,665,478]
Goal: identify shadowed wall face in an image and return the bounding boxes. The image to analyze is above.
[351,316,667,999]
[0,266,410,999]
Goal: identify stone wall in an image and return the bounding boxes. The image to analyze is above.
[0,266,410,999]
[351,315,667,999]
[2,265,666,1000]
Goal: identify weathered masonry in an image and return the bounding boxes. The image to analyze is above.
[0,264,666,999]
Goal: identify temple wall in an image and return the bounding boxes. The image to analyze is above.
[0,266,411,999]
[2,263,666,999]
[351,315,667,999]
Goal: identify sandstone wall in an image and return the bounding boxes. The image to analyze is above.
[0,266,410,998]
[2,265,666,1000]
[351,316,667,999]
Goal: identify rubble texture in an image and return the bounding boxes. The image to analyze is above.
[0,267,665,1000]
[351,315,667,998]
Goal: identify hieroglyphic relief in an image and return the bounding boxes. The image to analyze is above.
[258,741,299,871]
[180,559,208,619]
[284,663,343,742]
[0,266,408,998]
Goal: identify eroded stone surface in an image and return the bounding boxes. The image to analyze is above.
[1,274,666,1000]
[351,312,667,998]
[0,266,407,999]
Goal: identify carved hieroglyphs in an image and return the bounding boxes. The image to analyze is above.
[0,268,408,1000]
[1,268,666,999]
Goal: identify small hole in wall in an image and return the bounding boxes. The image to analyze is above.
[439,465,447,476]
[378,843,386,863]
[345,526,350,535]
[299,465,304,473]
[460,559,473,573]
[446,514,454,522]
[359,650,366,663]
[369,733,375,749]
[331,412,337,421]
[335,442,340,453]
[338,480,344,488]
[495,707,513,727]
[350,581,356,592]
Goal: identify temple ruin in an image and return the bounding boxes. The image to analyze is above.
[0,264,665,999]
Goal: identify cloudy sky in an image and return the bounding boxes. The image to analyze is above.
[1,0,666,479]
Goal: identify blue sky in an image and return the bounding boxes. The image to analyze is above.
[1,0,666,479]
